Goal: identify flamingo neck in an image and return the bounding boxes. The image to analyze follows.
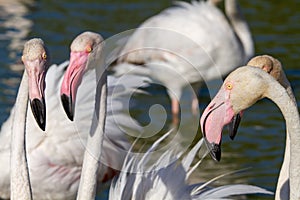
[265,80,300,200]
[10,71,33,199]
[76,67,107,200]
[275,133,290,200]
[225,0,254,62]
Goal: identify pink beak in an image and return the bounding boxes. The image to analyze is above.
[200,87,241,161]
[23,58,47,131]
[60,51,89,121]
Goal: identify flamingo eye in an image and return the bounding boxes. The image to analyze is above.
[225,82,233,90]
[42,52,47,60]
[86,46,92,53]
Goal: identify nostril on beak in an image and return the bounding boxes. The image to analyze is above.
[208,103,216,110]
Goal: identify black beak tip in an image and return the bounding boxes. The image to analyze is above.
[39,122,46,131]
[229,114,242,140]
[211,143,221,162]
[229,134,235,140]
[204,138,221,162]
[61,94,74,121]
[30,98,46,131]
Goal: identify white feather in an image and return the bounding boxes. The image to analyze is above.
[109,133,272,200]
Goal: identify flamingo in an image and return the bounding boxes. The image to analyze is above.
[112,0,254,122]
[199,55,294,161]
[200,63,300,199]
[59,31,153,199]
[10,38,50,200]
[59,31,107,200]
[109,131,272,199]
[0,32,147,199]
[247,55,295,200]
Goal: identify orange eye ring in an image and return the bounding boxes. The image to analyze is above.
[225,82,233,90]
[86,46,92,53]
[42,52,47,59]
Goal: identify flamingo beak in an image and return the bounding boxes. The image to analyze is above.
[23,58,47,131]
[30,98,46,131]
[60,51,88,121]
[200,87,239,161]
[228,113,242,140]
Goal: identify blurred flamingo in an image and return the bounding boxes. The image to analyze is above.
[109,130,272,200]
[112,0,254,123]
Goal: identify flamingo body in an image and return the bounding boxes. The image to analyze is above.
[114,0,253,106]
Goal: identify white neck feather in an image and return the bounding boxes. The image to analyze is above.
[266,78,300,200]
[76,66,107,200]
[10,71,33,200]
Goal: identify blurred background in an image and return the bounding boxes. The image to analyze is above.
[0,0,299,199]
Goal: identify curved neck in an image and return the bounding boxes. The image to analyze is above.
[275,133,290,200]
[10,71,33,199]
[266,80,300,200]
[225,0,254,62]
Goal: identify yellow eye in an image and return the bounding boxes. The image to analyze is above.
[225,82,233,90]
[42,52,47,59]
[86,46,92,53]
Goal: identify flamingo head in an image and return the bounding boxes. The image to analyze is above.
[200,66,267,161]
[60,31,103,121]
[247,55,290,90]
[22,38,50,131]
